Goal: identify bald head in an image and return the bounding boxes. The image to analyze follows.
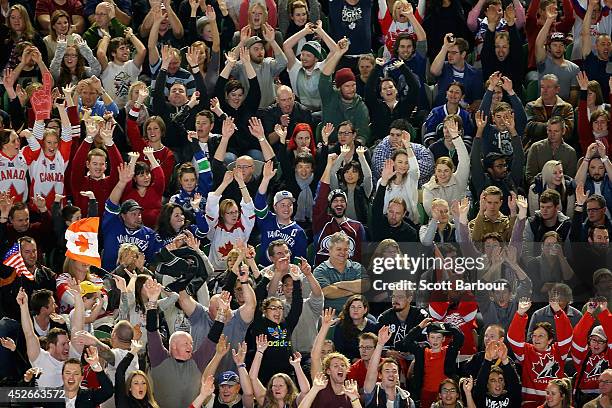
[169,331,193,360]
[112,320,134,346]
[277,86,295,114]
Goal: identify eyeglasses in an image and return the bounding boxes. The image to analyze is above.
[589,336,607,344]
[441,388,458,394]
[587,207,604,212]
[338,131,354,136]
[266,306,283,311]
[358,346,374,350]
[599,380,612,385]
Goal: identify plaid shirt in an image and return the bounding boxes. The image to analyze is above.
[372,136,434,188]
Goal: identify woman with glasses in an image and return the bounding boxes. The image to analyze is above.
[430,378,476,408]
[528,160,576,218]
[205,169,255,271]
[49,33,101,88]
[247,272,303,385]
[333,295,377,361]
[570,300,612,407]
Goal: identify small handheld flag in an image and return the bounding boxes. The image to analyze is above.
[3,243,34,280]
[65,217,101,267]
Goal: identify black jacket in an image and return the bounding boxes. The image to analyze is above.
[371,184,418,242]
[47,370,114,407]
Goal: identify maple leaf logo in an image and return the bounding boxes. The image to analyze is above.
[218,241,234,257]
[75,235,90,252]
[586,355,609,378]
[532,354,559,379]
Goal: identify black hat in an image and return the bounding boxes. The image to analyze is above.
[426,322,451,335]
[120,199,143,214]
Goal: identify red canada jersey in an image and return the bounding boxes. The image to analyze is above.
[507,311,573,408]
[571,310,612,394]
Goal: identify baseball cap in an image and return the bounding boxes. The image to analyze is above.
[80,281,103,296]
[244,36,265,49]
[218,371,239,385]
[426,322,451,335]
[549,32,565,44]
[120,199,143,214]
[274,191,295,206]
[591,325,607,341]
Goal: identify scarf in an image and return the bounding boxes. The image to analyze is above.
[295,173,314,222]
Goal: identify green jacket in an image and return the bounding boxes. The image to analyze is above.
[318,73,371,145]
[83,18,127,51]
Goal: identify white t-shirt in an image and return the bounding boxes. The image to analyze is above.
[100,349,139,408]
[31,349,64,388]
[100,60,142,109]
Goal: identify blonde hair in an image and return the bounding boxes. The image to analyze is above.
[118,243,140,266]
[9,5,35,40]
[392,0,410,20]
[321,352,350,374]
[249,2,269,28]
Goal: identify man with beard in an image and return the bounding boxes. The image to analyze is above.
[581,1,612,95]
[576,141,612,215]
[572,188,612,242]
[535,9,580,103]
[231,26,288,108]
[371,191,418,242]
[102,163,162,270]
[377,290,427,351]
[388,32,429,114]
[313,155,366,265]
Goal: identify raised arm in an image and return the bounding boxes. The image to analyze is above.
[535,5,556,64]
[581,0,597,58]
[249,334,269,406]
[310,308,336,379]
[16,288,41,362]
[364,325,391,393]
[430,33,452,77]
[109,162,134,206]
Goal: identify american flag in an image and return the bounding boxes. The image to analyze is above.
[3,243,34,281]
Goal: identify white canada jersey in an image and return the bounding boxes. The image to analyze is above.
[0,151,30,202]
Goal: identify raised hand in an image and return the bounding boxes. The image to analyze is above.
[343,379,359,401]
[418,317,433,329]
[99,120,115,144]
[255,333,269,353]
[190,192,202,209]
[484,339,500,361]
[143,278,162,302]
[504,4,516,26]
[2,68,16,89]
[0,337,16,351]
[262,160,277,181]
[188,90,200,108]
[321,308,337,327]
[248,117,265,140]
[446,119,459,138]
[221,116,236,139]
[517,297,531,315]
[262,23,275,42]
[0,192,14,215]
[118,162,135,184]
[462,376,474,393]
[113,274,128,292]
[289,351,302,367]
[142,146,155,158]
[575,183,589,205]
[239,46,250,64]
[84,346,101,371]
[321,123,334,145]
[516,195,528,218]
[577,71,589,91]
[312,372,328,390]
[545,2,557,20]
[16,287,28,307]
[33,194,47,213]
[199,375,215,398]
[380,159,396,184]
[500,76,513,93]
[377,325,392,345]
[231,341,247,365]
[130,340,144,355]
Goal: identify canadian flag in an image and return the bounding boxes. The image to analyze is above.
[65,217,101,267]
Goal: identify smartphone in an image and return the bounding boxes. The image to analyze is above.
[292,257,303,266]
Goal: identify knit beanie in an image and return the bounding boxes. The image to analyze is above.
[335,68,356,88]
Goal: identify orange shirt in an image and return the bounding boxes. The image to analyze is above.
[422,347,447,392]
